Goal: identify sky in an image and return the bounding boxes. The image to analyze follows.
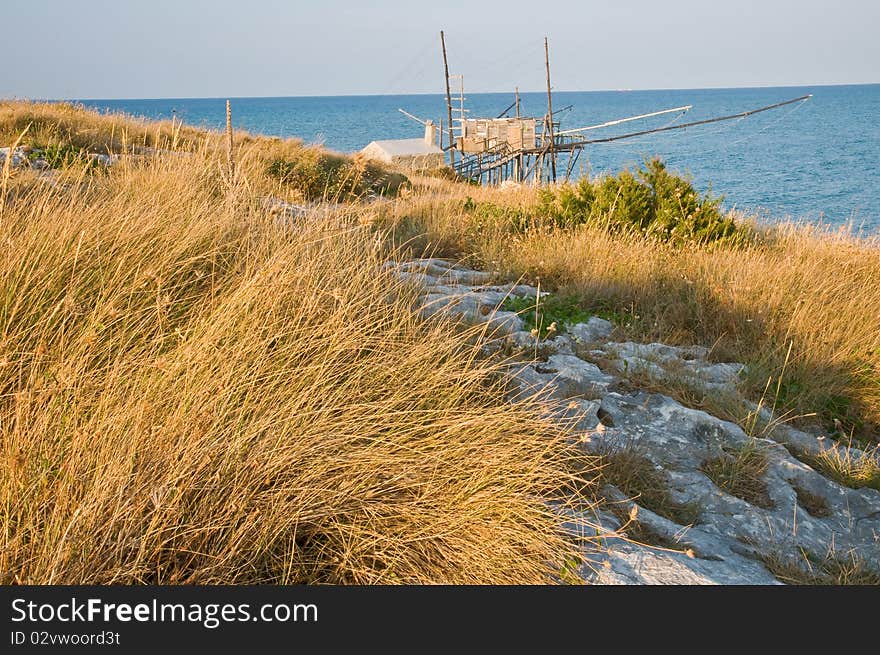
[2,0,878,99]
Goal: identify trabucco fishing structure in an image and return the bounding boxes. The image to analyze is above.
[386,31,811,186]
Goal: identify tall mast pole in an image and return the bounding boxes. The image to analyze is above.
[544,37,556,182]
[515,86,522,181]
[459,76,465,128]
[441,30,456,166]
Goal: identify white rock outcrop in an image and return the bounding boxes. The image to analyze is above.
[389,257,880,585]
[0,146,30,168]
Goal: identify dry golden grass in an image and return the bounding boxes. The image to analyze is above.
[0,100,407,204]
[790,483,832,518]
[595,446,700,527]
[700,443,774,509]
[0,100,206,154]
[4,99,877,585]
[762,548,880,585]
[799,443,880,491]
[0,103,593,584]
[380,182,880,443]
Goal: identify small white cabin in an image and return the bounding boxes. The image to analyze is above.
[361,121,444,170]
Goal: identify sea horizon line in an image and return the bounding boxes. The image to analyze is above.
[3,80,878,104]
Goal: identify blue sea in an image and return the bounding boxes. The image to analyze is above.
[77,84,880,230]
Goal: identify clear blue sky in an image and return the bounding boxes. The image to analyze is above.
[3,0,878,99]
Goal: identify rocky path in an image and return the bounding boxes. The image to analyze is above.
[388,257,880,585]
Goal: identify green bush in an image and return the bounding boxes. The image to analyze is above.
[27,143,101,172]
[537,157,740,245]
[267,152,409,202]
[462,196,534,234]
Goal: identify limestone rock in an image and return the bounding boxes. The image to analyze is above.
[88,153,121,166]
[568,317,615,343]
[0,146,30,168]
[262,196,310,219]
[391,257,880,583]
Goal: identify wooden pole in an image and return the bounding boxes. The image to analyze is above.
[544,37,556,182]
[440,31,455,166]
[225,99,235,183]
[459,75,465,134]
[515,86,523,181]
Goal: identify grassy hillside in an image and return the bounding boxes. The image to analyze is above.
[0,100,408,202]
[2,101,877,585]
[0,102,589,584]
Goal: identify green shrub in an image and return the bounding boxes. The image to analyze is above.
[267,152,408,202]
[27,143,101,172]
[462,197,534,234]
[640,158,736,243]
[594,169,656,233]
[537,157,740,245]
